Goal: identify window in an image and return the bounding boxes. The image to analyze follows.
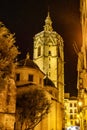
[49,64,51,68]
[39,78,42,84]
[70,109,73,113]
[71,121,73,125]
[6,95,10,105]
[70,115,73,119]
[70,103,72,107]
[74,114,76,119]
[74,103,77,107]
[74,109,77,113]
[38,46,41,56]
[48,51,51,55]
[16,73,20,81]
[28,74,33,82]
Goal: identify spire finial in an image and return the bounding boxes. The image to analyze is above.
[43,9,53,32]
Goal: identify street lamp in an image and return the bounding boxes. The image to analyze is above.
[78,101,83,107]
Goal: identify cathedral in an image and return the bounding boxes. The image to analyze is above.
[0,11,65,130]
[33,12,64,103]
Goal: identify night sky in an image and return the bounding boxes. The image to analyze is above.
[0,0,82,96]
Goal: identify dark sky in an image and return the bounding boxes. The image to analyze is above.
[0,0,82,96]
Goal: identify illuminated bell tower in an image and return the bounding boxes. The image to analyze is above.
[33,12,64,103]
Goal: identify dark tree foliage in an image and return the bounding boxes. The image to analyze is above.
[0,22,19,79]
[16,87,51,130]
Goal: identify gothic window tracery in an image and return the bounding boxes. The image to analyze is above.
[38,46,41,57]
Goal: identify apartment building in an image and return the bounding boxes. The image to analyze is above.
[64,93,78,129]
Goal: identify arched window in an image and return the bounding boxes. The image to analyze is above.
[38,46,41,56]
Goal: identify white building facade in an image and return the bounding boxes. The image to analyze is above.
[64,93,78,129]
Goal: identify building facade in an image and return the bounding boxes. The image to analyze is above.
[64,93,78,129]
[77,1,87,129]
[33,12,64,104]
[15,55,64,130]
[0,11,65,130]
[15,53,44,88]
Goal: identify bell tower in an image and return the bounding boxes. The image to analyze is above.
[33,12,64,103]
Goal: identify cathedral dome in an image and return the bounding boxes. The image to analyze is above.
[44,77,55,87]
[18,53,39,70]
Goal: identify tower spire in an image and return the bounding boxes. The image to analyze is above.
[44,11,53,31]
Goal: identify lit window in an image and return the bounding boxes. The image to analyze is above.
[74,109,77,113]
[70,115,73,119]
[70,109,73,113]
[74,114,76,119]
[16,73,20,81]
[28,74,33,82]
[74,103,77,107]
[71,120,73,125]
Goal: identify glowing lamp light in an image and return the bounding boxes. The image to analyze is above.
[76,118,80,123]
[78,101,83,107]
[77,114,80,118]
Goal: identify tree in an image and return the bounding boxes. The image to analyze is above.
[16,87,51,130]
[0,21,19,129]
[0,21,19,80]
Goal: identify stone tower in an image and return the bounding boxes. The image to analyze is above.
[33,12,64,103]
